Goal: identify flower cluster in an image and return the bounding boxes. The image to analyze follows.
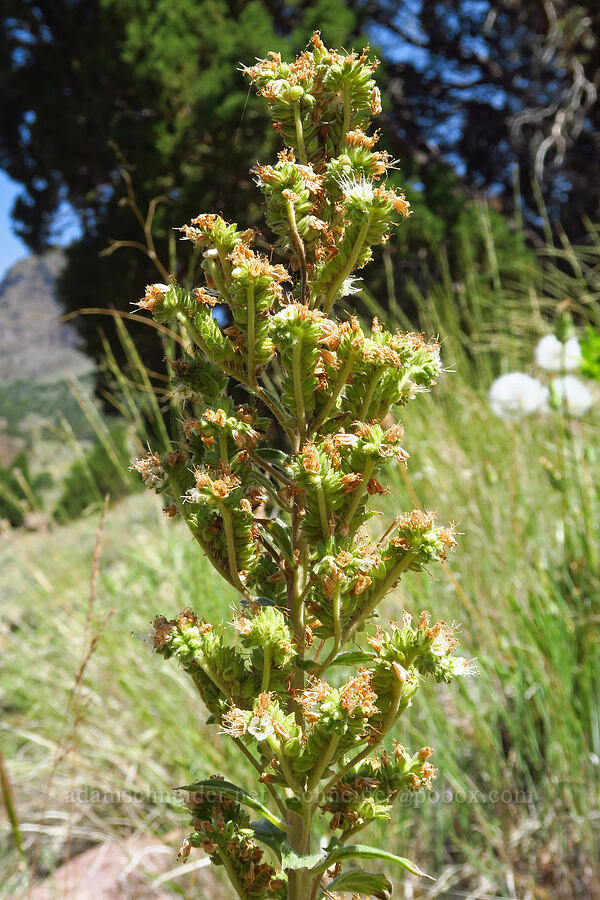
[133,35,470,899]
[489,329,595,421]
[182,779,287,898]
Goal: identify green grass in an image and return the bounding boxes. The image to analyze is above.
[380,379,600,897]
[0,494,241,896]
[1,207,599,898]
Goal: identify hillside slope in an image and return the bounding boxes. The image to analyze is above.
[0,251,92,383]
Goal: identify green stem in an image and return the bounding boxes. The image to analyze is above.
[318,680,404,803]
[261,644,272,692]
[315,585,342,676]
[358,372,380,422]
[218,502,246,595]
[287,199,309,305]
[300,799,313,851]
[219,433,229,464]
[249,452,293,487]
[292,338,306,447]
[307,733,340,796]
[344,550,415,643]
[341,80,351,151]
[176,311,212,361]
[232,737,288,820]
[208,258,230,303]
[343,459,375,533]
[308,353,354,438]
[217,247,231,282]
[266,735,303,795]
[246,283,256,386]
[171,475,238,592]
[316,482,330,539]
[293,101,308,164]
[217,848,250,900]
[255,385,296,447]
[320,739,372,799]
[199,658,231,700]
[176,311,240,384]
[323,221,370,315]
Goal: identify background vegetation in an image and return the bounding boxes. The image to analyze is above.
[1,2,599,897]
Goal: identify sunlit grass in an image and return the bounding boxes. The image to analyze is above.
[2,207,600,898]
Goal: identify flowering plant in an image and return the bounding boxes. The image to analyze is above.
[133,35,471,900]
[489,314,595,422]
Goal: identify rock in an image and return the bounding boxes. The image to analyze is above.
[0,251,92,383]
[26,835,218,899]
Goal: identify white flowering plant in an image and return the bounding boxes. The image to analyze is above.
[132,35,472,900]
[489,313,596,423]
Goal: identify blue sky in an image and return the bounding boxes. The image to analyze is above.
[0,171,82,281]
[0,171,28,280]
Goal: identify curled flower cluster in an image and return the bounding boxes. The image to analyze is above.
[133,35,470,900]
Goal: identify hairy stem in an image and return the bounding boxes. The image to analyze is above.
[246,282,256,386]
[344,550,415,643]
[318,673,406,803]
[287,199,309,305]
[170,473,239,592]
[358,371,380,421]
[217,848,250,900]
[255,385,296,447]
[292,338,306,447]
[307,733,340,796]
[293,101,308,164]
[219,433,229,464]
[261,644,272,692]
[323,221,370,315]
[343,459,375,533]
[207,257,230,303]
[176,311,240,384]
[316,482,330,540]
[232,737,288,820]
[308,353,355,438]
[341,80,351,151]
[218,502,246,595]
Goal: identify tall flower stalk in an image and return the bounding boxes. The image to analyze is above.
[132,34,472,900]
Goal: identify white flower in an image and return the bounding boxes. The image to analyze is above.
[272,305,298,322]
[338,174,374,205]
[340,277,362,297]
[247,715,274,742]
[551,375,593,417]
[173,383,202,404]
[489,372,549,421]
[449,656,477,677]
[183,487,203,504]
[535,334,582,372]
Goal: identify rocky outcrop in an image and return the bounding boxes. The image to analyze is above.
[0,251,92,383]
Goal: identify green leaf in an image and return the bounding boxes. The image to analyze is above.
[250,818,287,862]
[254,447,291,468]
[263,516,295,563]
[329,650,375,667]
[281,842,324,871]
[326,868,392,898]
[177,778,287,831]
[295,657,319,671]
[284,796,303,814]
[252,595,281,608]
[312,844,432,879]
